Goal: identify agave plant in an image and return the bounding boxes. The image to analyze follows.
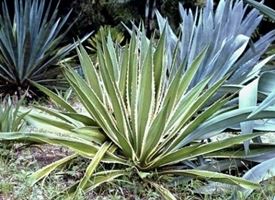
[129,0,275,118]
[0,97,28,133]
[240,0,275,118]
[0,0,88,98]
[155,0,275,87]
[0,96,29,155]
[153,0,275,150]
[2,30,273,199]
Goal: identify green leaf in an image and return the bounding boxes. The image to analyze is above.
[72,126,106,144]
[205,143,275,162]
[140,100,169,162]
[159,169,259,190]
[150,182,177,200]
[175,48,208,102]
[119,45,129,97]
[64,67,133,154]
[61,112,97,126]
[84,170,128,193]
[76,142,111,194]
[29,154,77,186]
[153,29,166,95]
[0,132,126,164]
[62,169,128,197]
[137,41,155,157]
[33,106,82,127]
[149,132,267,169]
[25,110,76,132]
[97,43,133,145]
[32,82,76,113]
[77,44,103,100]
[165,96,229,153]
[166,78,226,151]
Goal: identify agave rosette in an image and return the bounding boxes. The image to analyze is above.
[4,29,272,198]
[0,0,90,97]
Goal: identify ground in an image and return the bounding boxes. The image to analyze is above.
[0,142,275,200]
[1,103,275,199]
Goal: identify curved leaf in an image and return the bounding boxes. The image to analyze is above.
[29,154,77,186]
[242,157,275,198]
[159,169,259,190]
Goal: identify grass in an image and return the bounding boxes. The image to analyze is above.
[0,144,213,199]
[1,144,275,200]
[0,144,64,199]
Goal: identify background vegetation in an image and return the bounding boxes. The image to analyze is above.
[57,0,275,38]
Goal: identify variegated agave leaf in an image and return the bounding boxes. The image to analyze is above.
[75,31,275,167]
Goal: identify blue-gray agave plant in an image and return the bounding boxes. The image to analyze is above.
[155,0,275,143]
[156,0,275,88]
[0,0,85,97]
[241,0,275,118]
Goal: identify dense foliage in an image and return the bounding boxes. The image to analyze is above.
[0,0,79,98]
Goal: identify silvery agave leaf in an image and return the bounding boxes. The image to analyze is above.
[156,0,275,87]
[244,0,275,21]
[157,0,275,140]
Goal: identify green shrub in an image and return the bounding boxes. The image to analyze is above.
[87,26,125,54]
